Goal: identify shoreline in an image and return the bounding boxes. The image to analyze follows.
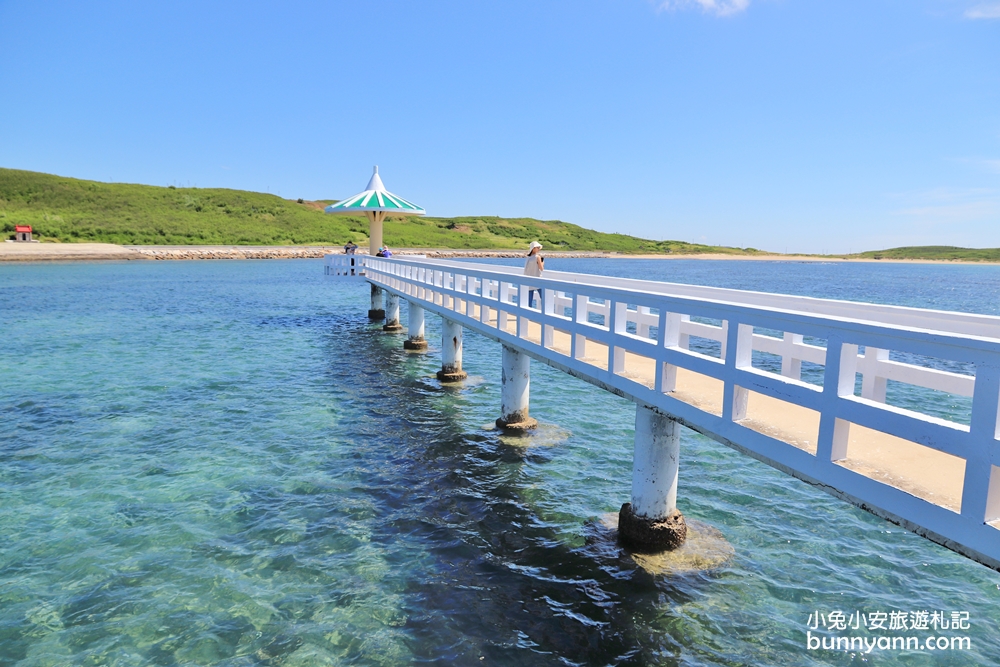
[2,243,999,266]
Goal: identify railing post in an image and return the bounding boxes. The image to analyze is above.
[383,292,402,332]
[608,301,626,376]
[618,405,687,552]
[517,283,530,339]
[638,306,651,339]
[781,331,803,380]
[816,337,858,462]
[480,282,492,324]
[573,294,589,360]
[541,289,555,348]
[403,301,427,350]
[368,284,385,320]
[543,288,554,315]
[496,345,537,432]
[860,346,889,402]
[465,275,475,318]
[498,282,510,333]
[661,311,682,393]
[961,360,1000,522]
[678,314,691,349]
[437,317,468,382]
[723,323,753,421]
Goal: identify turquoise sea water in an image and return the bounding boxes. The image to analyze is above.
[1,258,999,666]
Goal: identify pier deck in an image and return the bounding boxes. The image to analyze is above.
[327,254,1000,570]
[502,318,965,514]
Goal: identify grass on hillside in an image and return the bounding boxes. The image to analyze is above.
[852,246,1000,262]
[0,167,760,254]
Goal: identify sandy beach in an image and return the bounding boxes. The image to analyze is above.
[0,242,147,262]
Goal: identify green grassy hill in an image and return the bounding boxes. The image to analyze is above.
[852,246,1000,262]
[0,167,759,254]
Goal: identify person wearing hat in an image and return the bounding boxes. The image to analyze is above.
[524,241,544,309]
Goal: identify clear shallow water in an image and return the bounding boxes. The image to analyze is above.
[0,258,998,666]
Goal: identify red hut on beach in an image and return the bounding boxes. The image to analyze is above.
[14,225,33,242]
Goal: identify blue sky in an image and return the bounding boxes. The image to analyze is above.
[1,1,997,253]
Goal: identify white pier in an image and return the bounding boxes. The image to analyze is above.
[325,253,1000,569]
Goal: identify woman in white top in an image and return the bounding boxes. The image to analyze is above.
[524,241,544,308]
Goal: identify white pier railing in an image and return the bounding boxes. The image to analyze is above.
[323,254,428,278]
[324,254,367,277]
[359,255,1000,570]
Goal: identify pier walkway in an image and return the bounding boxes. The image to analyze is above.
[326,254,1000,570]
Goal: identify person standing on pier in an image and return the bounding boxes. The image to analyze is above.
[524,241,544,309]
[344,241,359,275]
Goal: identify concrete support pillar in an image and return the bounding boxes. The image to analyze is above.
[368,284,385,320]
[383,293,403,332]
[496,345,537,432]
[437,318,467,382]
[403,301,428,350]
[618,405,687,552]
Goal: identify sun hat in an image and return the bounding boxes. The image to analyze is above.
[528,241,542,250]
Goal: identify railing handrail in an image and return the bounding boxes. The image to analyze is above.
[384,256,1000,342]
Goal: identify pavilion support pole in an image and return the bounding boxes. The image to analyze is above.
[367,211,384,257]
[368,284,385,320]
[437,317,467,382]
[383,293,403,332]
[618,405,687,552]
[403,301,428,350]
[496,345,537,432]
[366,210,387,320]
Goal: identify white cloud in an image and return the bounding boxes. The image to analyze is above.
[965,2,1000,18]
[948,157,1000,174]
[895,200,998,222]
[657,0,751,17]
[892,186,992,202]
[890,187,1000,225]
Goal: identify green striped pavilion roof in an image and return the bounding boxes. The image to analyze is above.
[324,166,425,215]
